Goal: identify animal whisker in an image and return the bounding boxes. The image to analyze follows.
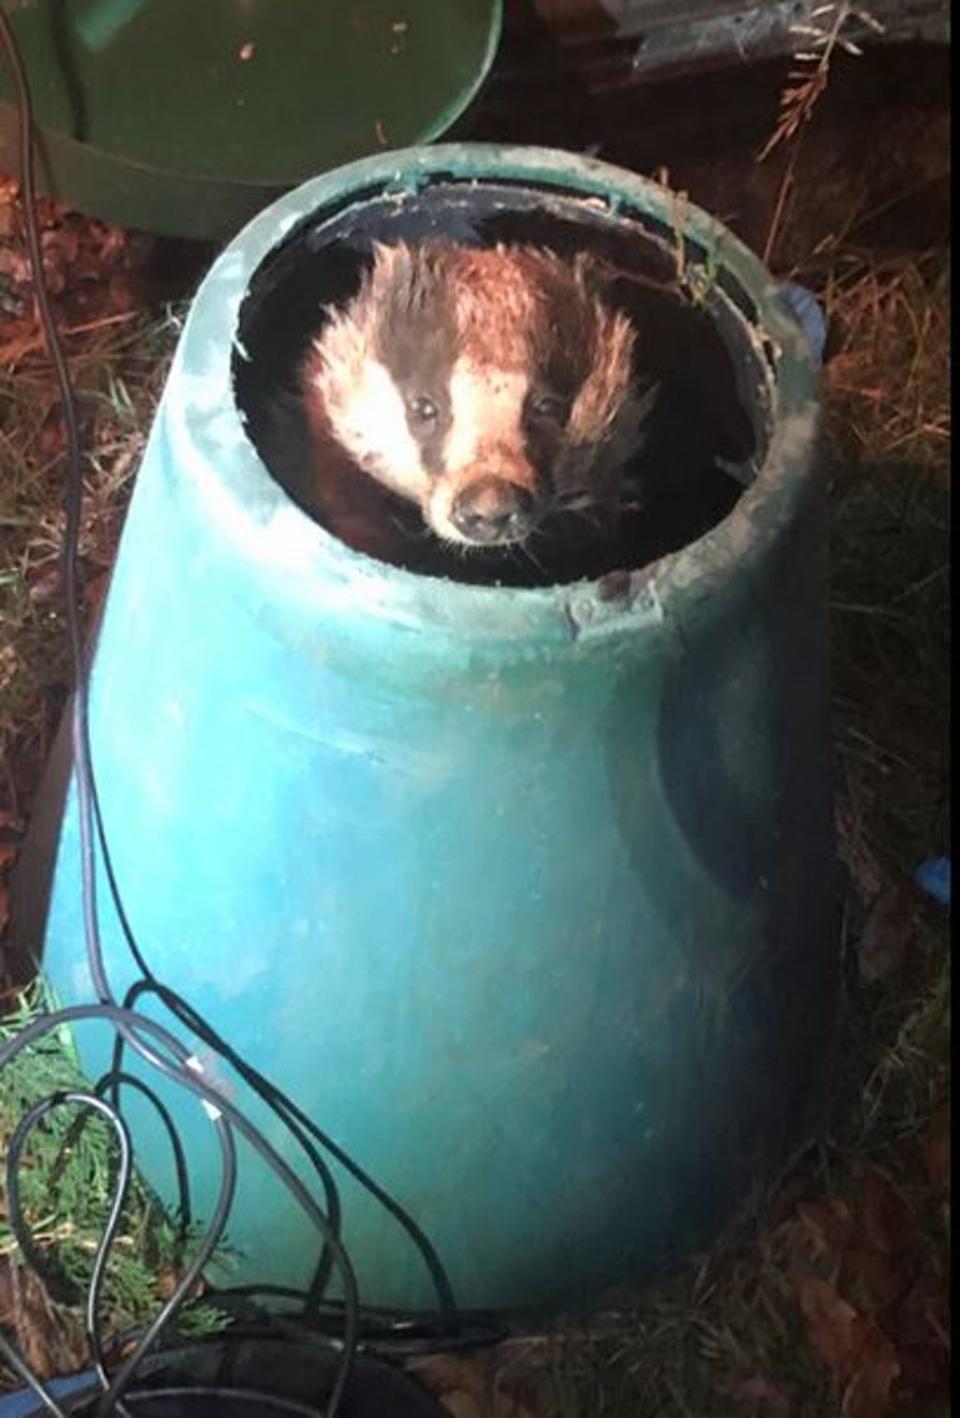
[296,239,646,573]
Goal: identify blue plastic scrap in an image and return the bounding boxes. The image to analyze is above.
[0,1372,96,1417]
[779,281,827,365]
[914,856,951,907]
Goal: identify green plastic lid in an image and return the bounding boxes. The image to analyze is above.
[0,0,502,239]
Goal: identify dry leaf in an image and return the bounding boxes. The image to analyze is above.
[734,1372,792,1416]
[922,1114,950,1188]
[795,1274,901,1416]
[860,1170,907,1255]
[409,1351,542,1418]
[857,885,914,983]
[28,564,62,605]
[411,1355,486,1413]
[38,415,67,458]
[892,1274,950,1395]
[1,1261,87,1382]
[489,1390,539,1418]
[437,1397,480,1418]
[0,645,18,695]
[84,571,110,617]
[841,1320,900,1418]
[0,811,16,937]
[797,1197,854,1262]
[841,1246,899,1313]
[834,793,884,900]
[795,1273,862,1378]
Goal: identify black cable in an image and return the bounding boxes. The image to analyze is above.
[14,0,454,1315]
[93,1116,237,1418]
[0,10,491,1416]
[25,1071,191,1312]
[5,1091,134,1392]
[197,1292,510,1360]
[0,8,364,1411]
[118,1389,323,1418]
[94,1071,193,1250]
[109,981,343,1312]
[114,976,456,1316]
[4,0,456,1321]
[93,769,455,1314]
[0,13,360,1382]
[0,1003,357,1418]
[0,13,246,1415]
[0,1019,240,1416]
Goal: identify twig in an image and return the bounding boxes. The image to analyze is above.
[0,311,139,369]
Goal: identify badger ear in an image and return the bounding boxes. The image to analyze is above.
[569,305,638,441]
[597,375,660,483]
[572,250,617,302]
[367,239,413,286]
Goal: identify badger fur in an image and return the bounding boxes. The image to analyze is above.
[298,240,658,554]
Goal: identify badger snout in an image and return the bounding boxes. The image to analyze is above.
[449,477,537,545]
[303,241,649,559]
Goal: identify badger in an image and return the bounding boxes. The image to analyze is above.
[296,240,658,561]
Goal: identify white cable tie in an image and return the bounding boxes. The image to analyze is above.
[186,1054,223,1121]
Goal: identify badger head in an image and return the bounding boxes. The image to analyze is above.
[301,240,656,549]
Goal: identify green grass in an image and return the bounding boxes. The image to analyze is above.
[0,309,181,823]
[0,982,229,1378]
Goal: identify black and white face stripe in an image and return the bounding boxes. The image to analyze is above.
[371,247,458,480]
[306,242,650,547]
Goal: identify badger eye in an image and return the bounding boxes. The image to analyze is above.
[529,392,567,422]
[408,395,439,424]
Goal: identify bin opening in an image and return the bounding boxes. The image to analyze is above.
[234,176,770,587]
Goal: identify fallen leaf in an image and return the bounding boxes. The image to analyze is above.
[84,571,110,616]
[860,1170,908,1256]
[38,415,67,457]
[842,1245,899,1313]
[857,885,914,983]
[794,1273,862,1379]
[489,1389,540,1418]
[0,644,18,694]
[2,1262,87,1381]
[438,1395,482,1418]
[28,564,62,605]
[409,1351,542,1418]
[797,1197,854,1262]
[841,1319,900,1418]
[834,793,884,900]
[922,1115,950,1189]
[0,1256,14,1324]
[734,1372,792,1416]
[0,315,38,362]
[892,1272,950,1389]
[795,1274,902,1416]
[411,1355,486,1411]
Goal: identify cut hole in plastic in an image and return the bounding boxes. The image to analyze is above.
[234,179,770,588]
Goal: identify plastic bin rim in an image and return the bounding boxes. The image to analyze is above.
[167,143,821,644]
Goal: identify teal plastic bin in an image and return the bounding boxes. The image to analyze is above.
[15,144,838,1314]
